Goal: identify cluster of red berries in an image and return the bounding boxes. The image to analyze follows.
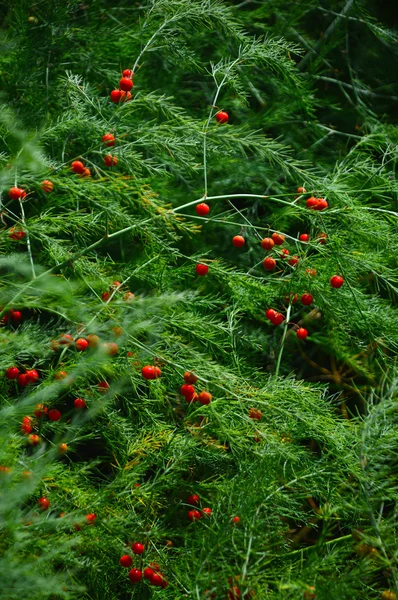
[6,366,38,387]
[186,493,212,522]
[1,308,23,325]
[101,280,134,303]
[110,69,134,103]
[71,160,91,178]
[141,365,162,380]
[180,371,212,405]
[261,232,299,271]
[119,542,168,588]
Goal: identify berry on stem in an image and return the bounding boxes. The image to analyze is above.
[28,434,40,445]
[75,338,88,351]
[270,312,284,326]
[6,366,19,380]
[104,154,118,167]
[271,232,285,246]
[261,237,274,250]
[128,569,142,583]
[196,263,209,276]
[184,371,198,384]
[198,391,212,405]
[263,257,276,271]
[144,568,154,580]
[299,233,309,242]
[196,203,210,216]
[232,516,240,523]
[9,227,26,240]
[48,409,61,422]
[122,69,134,78]
[296,328,308,340]
[187,493,200,505]
[71,161,85,174]
[119,555,133,567]
[132,542,145,555]
[232,235,245,247]
[266,309,277,321]
[330,275,344,288]
[41,180,54,192]
[215,111,228,123]
[74,398,86,409]
[9,187,26,200]
[119,77,133,91]
[142,365,159,380]
[301,293,313,306]
[38,497,50,510]
[102,133,115,146]
[188,509,201,522]
[181,384,196,402]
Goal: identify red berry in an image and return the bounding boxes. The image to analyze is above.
[249,408,262,421]
[196,203,210,216]
[330,275,344,288]
[232,235,245,248]
[81,168,91,178]
[271,232,285,246]
[233,516,240,523]
[297,186,306,193]
[314,198,328,210]
[281,248,289,257]
[103,342,118,356]
[202,507,212,516]
[34,404,47,417]
[184,371,198,384]
[21,416,33,434]
[58,443,68,453]
[120,91,132,102]
[18,373,29,387]
[6,366,19,380]
[285,293,298,305]
[75,338,89,351]
[122,69,134,78]
[74,398,86,409]
[9,227,26,240]
[119,555,133,567]
[102,133,115,147]
[144,567,154,580]
[71,161,85,174]
[38,497,50,510]
[270,312,284,326]
[110,89,123,103]
[228,587,241,599]
[104,154,118,167]
[132,542,145,555]
[9,187,26,201]
[196,263,209,276]
[86,513,97,522]
[119,77,133,91]
[102,291,111,302]
[98,380,109,391]
[215,111,228,124]
[296,328,308,340]
[299,233,309,242]
[263,257,276,271]
[41,180,53,192]
[154,366,162,378]
[141,365,157,380]
[187,494,200,505]
[150,573,163,586]
[188,509,201,522]
[55,371,68,380]
[25,369,39,383]
[317,232,327,244]
[28,434,40,445]
[48,409,61,422]
[301,293,313,306]
[181,384,196,401]
[265,308,276,321]
[59,333,74,346]
[303,587,316,600]
[129,568,142,584]
[288,256,299,266]
[306,268,317,277]
[261,237,274,250]
[110,280,122,290]
[10,310,22,322]
[123,291,135,302]
[198,391,212,405]
[87,334,100,348]
[306,196,318,209]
